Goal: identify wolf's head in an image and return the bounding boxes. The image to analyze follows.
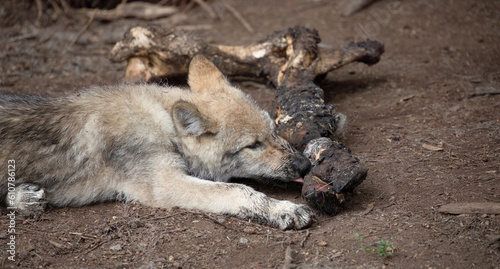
[171,55,310,183]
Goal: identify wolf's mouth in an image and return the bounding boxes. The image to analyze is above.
[293,178,304,183]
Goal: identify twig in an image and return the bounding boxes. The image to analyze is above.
[175,24,213,31]
[35,31,55,46]
[80,2,178,21]
[468,92,500,98]
[48,239,66,249]
[35,0,43,27]
[202,213,231,229]
[282,246,293,269]
[69,9,96,47]
[33,252,46,262]
[9,34,37,43]
[84,240,106,254]
[16,226,51,233]
[422,143,444,151]
[69,232,97,240]
[167,227,187,233]
[341,0,378,17]
[182,0,197,13]
[223,1,254,33]
[193,0,219,19]
[149,211,183,220]
[58,0,72,14]
[300,230,310,247]
[48,0,63,21]
[438,202,500,215]
[361,202,375,215]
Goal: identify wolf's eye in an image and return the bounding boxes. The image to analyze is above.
[245,141,263,150]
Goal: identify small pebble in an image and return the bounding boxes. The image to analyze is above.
[110,244,122,251]
[318,241,328,247]
[243,227,256,234]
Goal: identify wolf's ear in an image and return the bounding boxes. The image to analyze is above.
[172,100,217,137]
[188,55,230,92]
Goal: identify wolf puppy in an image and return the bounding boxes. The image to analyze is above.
[0,55,313,230]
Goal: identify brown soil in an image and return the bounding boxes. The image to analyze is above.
[1,0,499,268]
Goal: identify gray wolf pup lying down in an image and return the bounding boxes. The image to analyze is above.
[0,55,314,230]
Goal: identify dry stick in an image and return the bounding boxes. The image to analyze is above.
[81,2,178,21]
[69,9,96,47]
[175,24,213,31]
[47,0,62,18]
[201,213,232,229]
[150,212,184,221]
[69,232,98,240]
[468,92,500,98]
[84,240,106,254]
[282,246,293,269]
[49,0,71,25]
[35,0,43,27]
[33,252,47,263]
[362,202,375,215]
[58,0,72,14]
[341,0,378,16]
[193,0,219,19]
[223,1,254,34]
[9,33,37,42]
[182,0,197,13]
[167,227,188,233]
[438,202,500,215]
[48,240,65,249]
[300,230,310,247]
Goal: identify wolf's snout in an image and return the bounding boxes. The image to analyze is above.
[292,153,311,177]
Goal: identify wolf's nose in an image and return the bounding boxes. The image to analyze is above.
[292,153,311,177]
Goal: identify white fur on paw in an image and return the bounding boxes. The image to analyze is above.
[270,201,314,230]
[9,183,47,212]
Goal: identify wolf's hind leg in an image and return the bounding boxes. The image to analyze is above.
[6,183,47,212]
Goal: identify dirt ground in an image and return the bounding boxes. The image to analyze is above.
[1,0,499,268]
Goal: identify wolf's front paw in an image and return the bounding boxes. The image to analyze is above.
[7,183,47,213]
[271,201,314,230]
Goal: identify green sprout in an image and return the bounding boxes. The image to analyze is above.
[354,233,394,258]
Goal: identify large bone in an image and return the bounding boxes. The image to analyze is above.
[110,25,383,86]
[110,26,384,215]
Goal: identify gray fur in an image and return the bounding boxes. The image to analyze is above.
[0,56,313,230]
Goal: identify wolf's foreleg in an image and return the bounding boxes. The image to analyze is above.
[123,174,314,230]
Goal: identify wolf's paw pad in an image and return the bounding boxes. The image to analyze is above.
[273,202,314,230]
[8,183,47,212]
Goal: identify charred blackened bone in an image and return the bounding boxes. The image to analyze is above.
[302,138,368,215]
